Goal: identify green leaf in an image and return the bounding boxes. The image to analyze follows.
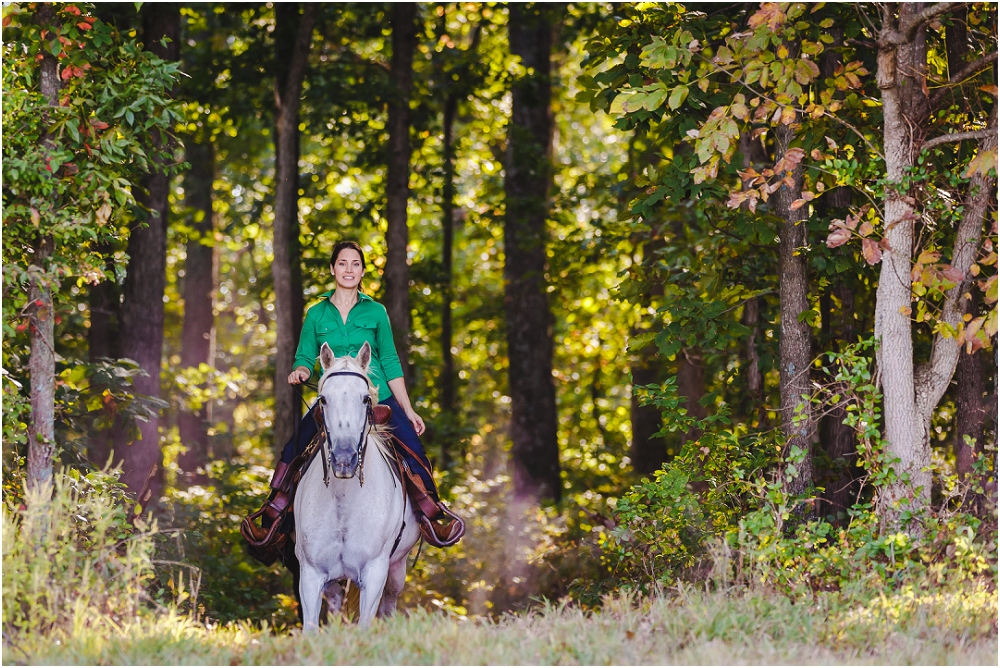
[668,85,689,110]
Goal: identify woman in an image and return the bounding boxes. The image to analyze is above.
[263,240,460,547]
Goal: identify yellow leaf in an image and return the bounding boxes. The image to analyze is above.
[899,306,912,316]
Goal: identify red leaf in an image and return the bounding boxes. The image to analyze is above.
[90,119,109,130]
[76,22,92,31]
[826,228,852,248]
[942,266,964,282]
[790,199,808,211]
[862,238,882,265]
[64,5,82,16]
[3,15,12,28]
[878,237,892,251]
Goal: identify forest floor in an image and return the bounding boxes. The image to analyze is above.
[10,580,997,665]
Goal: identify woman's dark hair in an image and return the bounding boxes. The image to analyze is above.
[329,240,367,271]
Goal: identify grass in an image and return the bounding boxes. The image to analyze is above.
[8,581,997,665]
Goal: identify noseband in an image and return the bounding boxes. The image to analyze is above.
[314,371,375,487]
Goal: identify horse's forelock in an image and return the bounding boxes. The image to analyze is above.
[318,356,378,403]
[317,356,395,463]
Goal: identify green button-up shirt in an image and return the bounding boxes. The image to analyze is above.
[292,291,403,402]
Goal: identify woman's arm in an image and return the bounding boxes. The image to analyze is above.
[289,306,318,384]
[388,377,425,436]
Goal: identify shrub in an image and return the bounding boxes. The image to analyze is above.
[2,467,157,654]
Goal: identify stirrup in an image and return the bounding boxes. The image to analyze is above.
[241,506,289,566]
[417,505,465,548]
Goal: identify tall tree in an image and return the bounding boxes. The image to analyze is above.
[384,3,417,386]
[115,3,180,503]
[873,3,997,523]
[773,121,816,497]
[177,135,217,480]
[271,3,315,451]
[436,11,485,468]
[504,3,561,502]
[25,3,61,493]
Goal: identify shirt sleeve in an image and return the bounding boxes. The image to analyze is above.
[292,305,320,377]
[376,305,404,382]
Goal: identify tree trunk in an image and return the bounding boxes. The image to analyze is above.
[819,280,860,517]
[630,339,667,475]
[26,4,61,494]
[955,302,985,483]
[177,136,217,481]
[440,92,458,469]
[773,123,816,496]
[741,296,764,423]
[87,245,119,468]
[272,3,315,451]
[677,348,707,443]
[504,3,561,502]
[384,3,417,386]
[816,32,859,519]
[872,4,997,525]
[113,3,180,505]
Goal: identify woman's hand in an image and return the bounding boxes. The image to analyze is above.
[405,409,425,436]
[287,366,311,385]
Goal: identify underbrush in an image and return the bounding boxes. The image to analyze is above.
[603,341,999,597]
[9,580,997,664]
[2,468,158,653]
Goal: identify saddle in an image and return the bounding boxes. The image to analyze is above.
[241,403,465,566]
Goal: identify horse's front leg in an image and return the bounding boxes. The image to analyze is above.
[298,565,326,632]
[356,557,390,628]
[377,556,407,619]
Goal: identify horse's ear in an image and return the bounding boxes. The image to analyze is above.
[356,341,371,370]
[319,342,335,371]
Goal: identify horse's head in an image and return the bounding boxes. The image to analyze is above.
[316,341,377,480]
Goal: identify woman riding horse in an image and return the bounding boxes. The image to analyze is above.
[264,239,461,545]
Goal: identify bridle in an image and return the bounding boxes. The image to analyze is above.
[314,370,375,487]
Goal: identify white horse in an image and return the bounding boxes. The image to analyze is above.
[294,341,419,630]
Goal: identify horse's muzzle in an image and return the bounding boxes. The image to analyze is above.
[332,448,360,479]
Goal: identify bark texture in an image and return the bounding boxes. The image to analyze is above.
[87,245,119,468]
[504,3,561,502]
[271,3,314,451]
[114,3,180,503]
[384,3,417,386]
[177,137,217,480]
[773,123,816,496]
[954,307,985,483]
[819,280,861,517]
[26,3,61,493]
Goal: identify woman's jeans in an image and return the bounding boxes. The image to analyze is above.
[279,396,438,499]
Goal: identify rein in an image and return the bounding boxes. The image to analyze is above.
[314,371,374,487]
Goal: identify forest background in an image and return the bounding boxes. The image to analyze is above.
[2,1,998,659]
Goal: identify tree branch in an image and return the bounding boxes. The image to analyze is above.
[900,2,959,42]
[915,106,997,420]
[930,51,998,107]
[921,127,996,152]
[881,2,959,47]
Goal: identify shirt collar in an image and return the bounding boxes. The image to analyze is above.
[318,289,371,302]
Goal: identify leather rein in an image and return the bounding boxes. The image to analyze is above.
[315,370,375,487]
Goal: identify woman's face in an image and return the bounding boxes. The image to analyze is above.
[331,248,364,290]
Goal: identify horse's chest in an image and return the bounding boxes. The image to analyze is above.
[295,485,399,565]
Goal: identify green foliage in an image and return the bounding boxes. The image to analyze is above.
[604,338,998,594]
[2,468,158,646]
